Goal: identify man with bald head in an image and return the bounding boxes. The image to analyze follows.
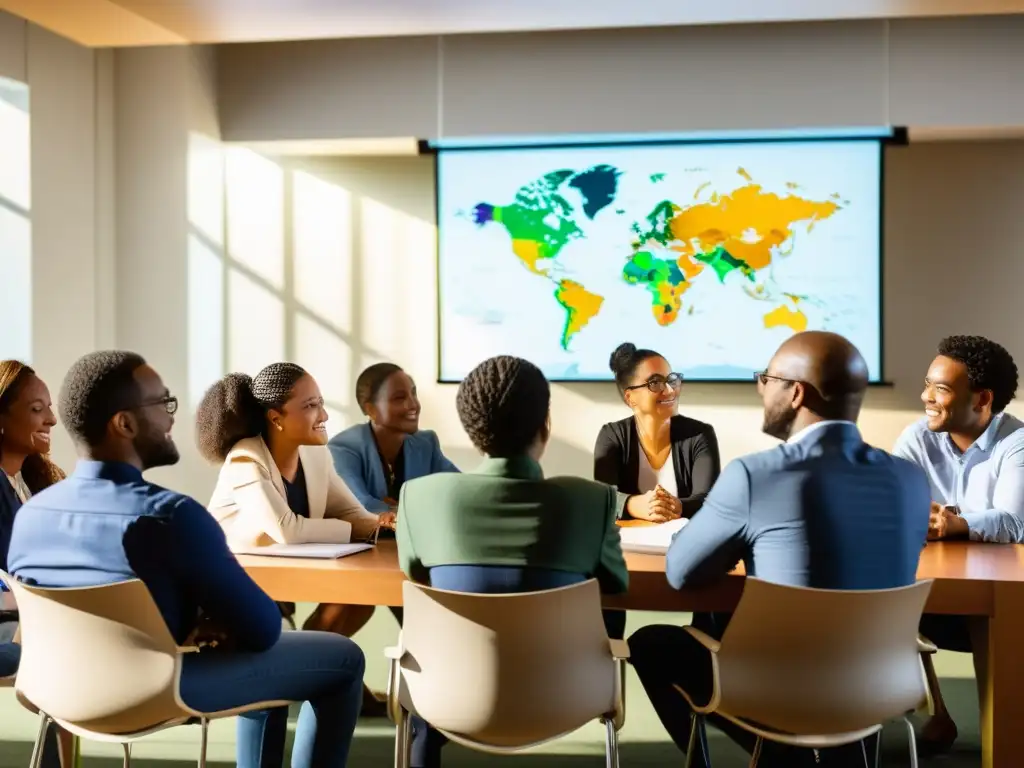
[629,332,930,767]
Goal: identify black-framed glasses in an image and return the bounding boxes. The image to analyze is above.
[625,373,684,393]
[137,395,179,415]
[754,371,797,387]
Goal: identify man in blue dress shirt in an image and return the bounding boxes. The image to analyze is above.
[629,332,930,768]
[8,351,366,768]
[893,335,1023,753]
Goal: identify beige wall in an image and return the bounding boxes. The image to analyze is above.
[217,16,1024,142]
[0,11,116,471]
[200,141,1024,486]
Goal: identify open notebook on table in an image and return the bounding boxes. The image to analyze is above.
[234,543,374,559]
[618,517,689,555]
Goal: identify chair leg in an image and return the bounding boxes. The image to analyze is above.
[860,738,871,768]
[121,742,131,768]
[905,716,919,768]
[394,710,411,768]
[875,730,882,768]
[603,717,619,768]
[684,714,699,768]
[749,736,763,768]
[197,718,210,768]
[29,714,51,768]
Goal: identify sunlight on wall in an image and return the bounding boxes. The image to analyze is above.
[186,132,226,407]
[294,312,354,430]
[292,169,353,335]
[226,147,285,289]
[0,77,31,363]
[228,269,285,373]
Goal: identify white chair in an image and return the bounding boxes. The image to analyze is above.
[0,571,291,768]
[385,579,628,768]
[678,577,933,768]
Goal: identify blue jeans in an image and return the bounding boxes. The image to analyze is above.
[1,643,60,768]
[179,631,365,768]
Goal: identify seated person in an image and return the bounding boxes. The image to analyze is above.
[0,361,68,767]
[595,342,721,640]
[9,351,367,768]
[595,342,720,522]
[892,335,1023,752]
[328,362,458,513]
[198,362,389,716]
[326,362,459,713]
[397,355,628,768]
[629,332,930,768]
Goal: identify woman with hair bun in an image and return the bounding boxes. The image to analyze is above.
[595,343,721,522]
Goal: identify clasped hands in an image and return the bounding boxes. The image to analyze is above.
[627,485,682,523]
[927,501,969,540]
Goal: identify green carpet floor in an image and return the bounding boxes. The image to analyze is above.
[0,609,982,766]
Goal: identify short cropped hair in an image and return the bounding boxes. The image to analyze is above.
[938,335,1018,413]
[59,350,147,446]
[456,356,550,458]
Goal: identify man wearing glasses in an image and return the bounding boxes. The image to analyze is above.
[8,351,367,768]
[628,331,930,767]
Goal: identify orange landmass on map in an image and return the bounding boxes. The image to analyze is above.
[667,184,839,271]
[764,304,808,333]
[555,279,604,349]
[652,280,693,326]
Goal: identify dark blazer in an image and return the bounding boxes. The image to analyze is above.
[0,478,21,574]
[594,415,721,518]
[666,422,931,591]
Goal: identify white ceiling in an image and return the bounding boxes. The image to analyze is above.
[3,0,1024,47]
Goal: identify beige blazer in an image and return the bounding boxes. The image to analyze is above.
[208,436,379,550]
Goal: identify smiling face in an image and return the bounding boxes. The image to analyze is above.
[367,370,421,435]
[921,354,991,434]
[0,371,57,458]
[268,373,330,446]
[128,364,180,469]
[623,355,681,418]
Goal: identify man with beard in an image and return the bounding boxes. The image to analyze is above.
[628,331,930,767]
[7,351,367,768]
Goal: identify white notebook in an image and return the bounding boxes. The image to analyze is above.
[235,543,374,559]
[619,517,689,554]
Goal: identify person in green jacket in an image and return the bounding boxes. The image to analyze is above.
[396,354,629,768]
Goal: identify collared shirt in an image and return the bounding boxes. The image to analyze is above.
[7,460,282,649]
[893,412,1024,543]
[5,472,30,504]
[786,420,857,445]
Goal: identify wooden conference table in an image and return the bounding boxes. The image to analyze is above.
[239,539,1024,768]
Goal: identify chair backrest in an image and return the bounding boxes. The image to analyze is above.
[0,572,185,734]
[398,579,615,748]
[715,577,933,734]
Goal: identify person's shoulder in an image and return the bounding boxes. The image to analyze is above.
[224,435,270,464]
[596,417,631,442]
[895,417,932,446]
[545,475,617,506]
[327,422,370,450]
[670,414,718,440]
[997,413,1024,448]
[407,429,442,451]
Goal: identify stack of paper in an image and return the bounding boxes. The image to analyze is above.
[235,543,373,559]
[619,518,689,554]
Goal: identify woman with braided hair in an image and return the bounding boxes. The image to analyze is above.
[395,355,629,768]
[199,362,396,717]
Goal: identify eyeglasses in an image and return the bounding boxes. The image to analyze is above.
[137,395,179,415]
[754,371,797,387]
[625,373,684,393]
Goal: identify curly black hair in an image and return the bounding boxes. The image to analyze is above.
[355,363,403,416]
[58,350,147,447]
[195,362,308,462]
[456,356,550,458]
[938,335,1018,413]
[609,342,662,396]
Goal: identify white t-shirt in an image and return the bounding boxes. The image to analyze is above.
[637,449,678,497]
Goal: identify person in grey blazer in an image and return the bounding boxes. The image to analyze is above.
[629,331,931,768]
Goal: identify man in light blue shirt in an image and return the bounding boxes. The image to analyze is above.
[893,334,1021,754]
[893,335,1024,543]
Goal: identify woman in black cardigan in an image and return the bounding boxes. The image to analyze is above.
[594,343,721,521]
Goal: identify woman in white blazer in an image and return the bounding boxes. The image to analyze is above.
[197,363,395,713]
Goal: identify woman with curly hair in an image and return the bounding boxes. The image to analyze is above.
[198,362,394,719]
[0,361,64,574]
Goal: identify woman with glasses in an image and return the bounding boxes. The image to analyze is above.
[594,343,721,523]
